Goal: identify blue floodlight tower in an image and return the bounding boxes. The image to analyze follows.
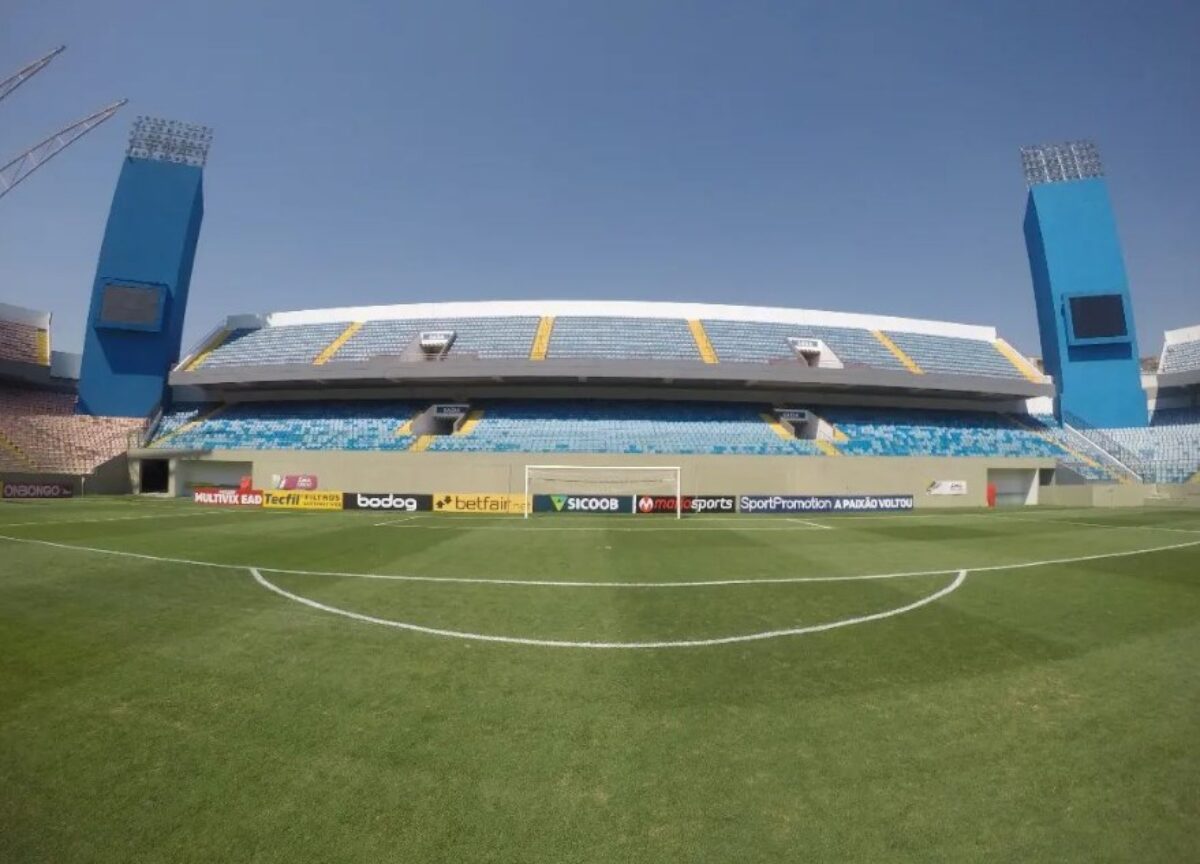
[1021,140,1147,428]
[77,116,211,417]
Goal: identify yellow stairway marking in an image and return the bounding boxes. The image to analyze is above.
[395,412,421,437]
[530,316,555,360]
[0,430,37,469]
[182,329,230,372]
[455,409,484,436]
[688,320,719,364]
[872,331,924,374]
[35,329,50,366]
[314,321,363,365]
[152,404,228,449]
[760,413,794,441]
[410,435,435,452]
[993,338,1043,382]
[815,439,842,456]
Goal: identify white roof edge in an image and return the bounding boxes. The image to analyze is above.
[0,301,51,329]
[259,300,998,341]
[1163,323,1200,345]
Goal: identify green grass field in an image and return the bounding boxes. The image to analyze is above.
[2,498,1199,862]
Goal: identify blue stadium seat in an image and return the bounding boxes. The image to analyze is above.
[883,332,1021,378]
[332,317,539,362]
[546,318,700,361]
[701,320,902,369]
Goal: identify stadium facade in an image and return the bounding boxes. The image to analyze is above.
[3,125,1199,508]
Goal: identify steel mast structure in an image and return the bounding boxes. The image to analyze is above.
[0,45,65,105]
[0,45,127,201]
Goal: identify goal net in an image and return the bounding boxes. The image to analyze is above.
[523,465,683,518]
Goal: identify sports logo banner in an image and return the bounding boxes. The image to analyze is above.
[433,493,527,514]
[344,492,432,512]
[272,474,319,490]
[532,494,633,514]
[739,494,915,514]
[926,480,968,496]
[261,490,344,511]
[634,495,736,515]
[192,487,264,507]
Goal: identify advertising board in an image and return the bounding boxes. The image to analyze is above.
[926,480,968,496]
[739,494,914,514]
[1,481,74,500]
[192,487,264,507]
[272,474,319,490]
[634,495,737,515]
[343,492,432,512]
[261,490,344,511]
[532,494,633,514]
[432,493,527,514]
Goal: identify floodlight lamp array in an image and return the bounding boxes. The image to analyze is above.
[1020,140,1103,188]
[127,116,212,167]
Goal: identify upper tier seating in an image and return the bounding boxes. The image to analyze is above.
[428,401,819,455]
[199,324,348,367]
[1160,338,1200,375]
[331,317,538,362]
[546,317,700,361]
[0,386,140,473]
[701,320,903,369]
[0,319,44,365]
[153,401,422,451]
[884,332,1021,378]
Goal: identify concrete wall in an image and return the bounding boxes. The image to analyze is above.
[1038,483,1158,508]
[159,450,1055,509]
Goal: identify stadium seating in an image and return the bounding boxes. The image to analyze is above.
[701,320,903,369]
[546,317,700,361]
[150,398,1094,463]
[883,332,1022,378]
[0,386,140,473]
[198,324,348,367]
[822,408,1063,458]
[152,401,422,451]
[1160,337,1200,374]
[1098,409,1200,483]
[331,317,539,362]
[0,319,44,365]
[427,401,819,455]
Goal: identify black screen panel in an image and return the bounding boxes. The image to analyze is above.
[1069,294,1127,340]
[100,284,161,327]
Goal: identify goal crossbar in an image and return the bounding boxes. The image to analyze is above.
[523,465,682,518]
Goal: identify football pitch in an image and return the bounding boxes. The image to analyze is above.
[2,498,1199,862]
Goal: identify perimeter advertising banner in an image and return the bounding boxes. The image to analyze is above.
[2,481,74,500]
[531,494,634,514]
[738,494,914,514]
[634,495,737,515]
[193,487,264,507]
[433,493,527,514]
[343,492,432,512]
[261,490,344,511]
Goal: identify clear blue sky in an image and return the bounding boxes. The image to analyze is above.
[1,0,1197,356]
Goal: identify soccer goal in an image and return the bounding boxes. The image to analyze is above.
[523,465,683,518]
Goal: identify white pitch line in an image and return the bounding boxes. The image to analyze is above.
[0,510,230,529]
[2,532,1197,588]
[372,514,422,527]
[786,517,834,530]
[249,568,968,649]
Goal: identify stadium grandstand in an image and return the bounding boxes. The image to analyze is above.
[0,302,139,484]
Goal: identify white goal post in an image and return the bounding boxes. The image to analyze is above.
[523,465,683,519]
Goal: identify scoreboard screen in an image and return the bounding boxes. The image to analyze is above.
[99,283,163,329]
[1068,294,1127,341]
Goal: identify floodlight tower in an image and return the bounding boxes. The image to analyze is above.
[77,117,212,417]
[1021,141,1147,428]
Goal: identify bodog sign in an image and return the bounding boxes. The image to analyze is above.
[344,492,432,512]
[261,490,345,511]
